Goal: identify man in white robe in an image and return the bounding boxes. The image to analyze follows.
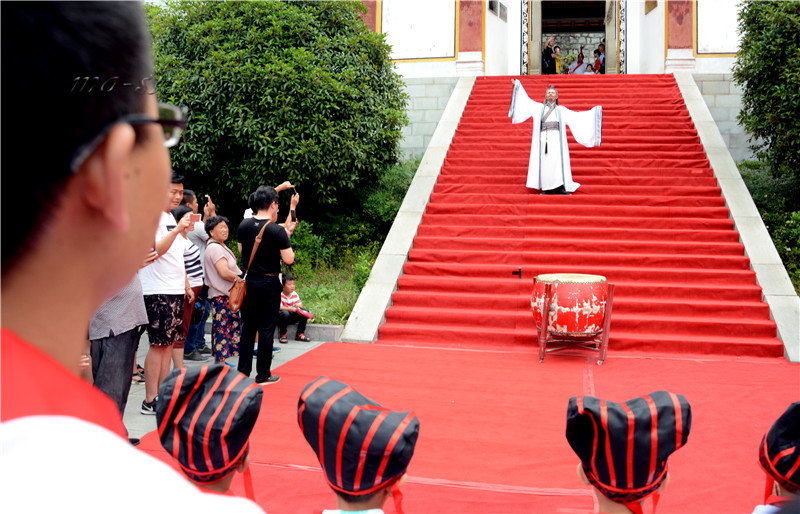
[508,80,602,194]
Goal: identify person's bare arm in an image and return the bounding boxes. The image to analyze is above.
[202,195,216,219]
[155,213,191,256]
[214,258,240,282]
[275,181,294,193]
[280,247,295,265]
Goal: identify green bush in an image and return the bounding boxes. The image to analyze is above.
[733,1,800,179]
[146,0,409,224]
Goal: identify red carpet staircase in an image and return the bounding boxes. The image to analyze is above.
[377,74,784,358]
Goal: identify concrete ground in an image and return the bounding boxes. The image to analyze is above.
[123,326,331,440]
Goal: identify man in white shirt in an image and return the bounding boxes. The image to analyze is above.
[138,173,193,414]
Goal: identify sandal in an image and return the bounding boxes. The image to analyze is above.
[295,333,311,342]
[279,335,288,344]
[132,372,145,385]
[136,365,144,374]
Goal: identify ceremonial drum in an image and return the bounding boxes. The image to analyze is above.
[531,273,608,337]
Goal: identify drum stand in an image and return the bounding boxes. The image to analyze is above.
[537,282,615,365]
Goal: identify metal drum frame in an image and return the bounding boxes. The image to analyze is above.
[536,281,615,365]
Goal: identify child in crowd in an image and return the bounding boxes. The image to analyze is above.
[593,49,602,74]
[298,377,420,514]
[566,391,692,514]
[753,401,800,513]
[156,365,262,498]
[277,273,313,343]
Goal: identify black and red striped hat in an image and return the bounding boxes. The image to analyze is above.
[759,401,800,500]
[566,391,691,511]
[156,364,262,484]
[297,377,420,496]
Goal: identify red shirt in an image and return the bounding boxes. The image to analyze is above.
[0,328,127,438]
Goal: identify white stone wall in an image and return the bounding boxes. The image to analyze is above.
[399,77,459,158]
[693,73,757,163]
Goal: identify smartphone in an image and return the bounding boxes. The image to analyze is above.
[291,209,297,222]
[292,187,298,196]
[190,213,201,223]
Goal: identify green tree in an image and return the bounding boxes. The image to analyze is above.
[146,0,409,221]
[733,1,800,179]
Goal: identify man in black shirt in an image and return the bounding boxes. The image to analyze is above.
[237,186,294,384]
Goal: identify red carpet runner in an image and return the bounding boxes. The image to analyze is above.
[379,74,784,358]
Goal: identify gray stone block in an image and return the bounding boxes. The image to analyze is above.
[424,110,445,123]
[426,84,457,98]
[412,122,437,136]
[766,295,800,363]
[398,175,436,213]
[400,135,423,151]
[709,107,732,122]
[408,109,425,123]
[753,264,798,297]
[716,120,740,134]
[716,94,742,108]
[733,214,784,264]
[381,213,423,255]
[405,84,426,97]
[412,97,438,110]
[701,79,730,94]
[701,95,716,107]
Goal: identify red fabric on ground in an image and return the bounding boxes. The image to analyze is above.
[138,343,799,513]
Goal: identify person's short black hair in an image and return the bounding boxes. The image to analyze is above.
[172,205,193,223]
[182,189,196,206]
[554,45,560,51]
[171,172,185,184]
[205,215,229,236]
[1,1,154,273]
[248,186,279,213]
[594,49,600,56]
[282,273,294,286]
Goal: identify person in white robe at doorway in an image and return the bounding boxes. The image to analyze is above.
[508,80,602,194]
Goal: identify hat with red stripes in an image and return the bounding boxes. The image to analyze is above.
[566,391,691,513]
[297,377,420,499]
[156,364,262,484]
[759,401,800,501]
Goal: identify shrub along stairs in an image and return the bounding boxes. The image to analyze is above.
[376,74,784,358]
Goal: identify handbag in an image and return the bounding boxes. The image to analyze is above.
[228,220,270,312]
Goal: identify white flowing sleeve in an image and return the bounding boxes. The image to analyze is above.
[508,79,541,125]
[561,105,602,148]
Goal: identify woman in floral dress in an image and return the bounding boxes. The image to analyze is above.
[203,216,242,364]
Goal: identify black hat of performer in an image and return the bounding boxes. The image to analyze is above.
[156,364,262,484]
[758,401,800,502]
[297,377,419,507]
[566,391,691,514]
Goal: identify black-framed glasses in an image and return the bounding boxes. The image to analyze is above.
[69,102,188,173]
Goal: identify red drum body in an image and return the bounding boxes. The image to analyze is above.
[532,273,608,336]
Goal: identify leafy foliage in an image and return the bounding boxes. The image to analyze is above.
[146,0,409,224]
[739,160,800,293]
[733,1,800,179]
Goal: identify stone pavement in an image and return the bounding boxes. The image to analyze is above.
[123,324,339,439]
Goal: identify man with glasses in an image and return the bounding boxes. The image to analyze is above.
[0,3,262,511]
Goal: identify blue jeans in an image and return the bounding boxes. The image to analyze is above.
[184,297,210,354]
